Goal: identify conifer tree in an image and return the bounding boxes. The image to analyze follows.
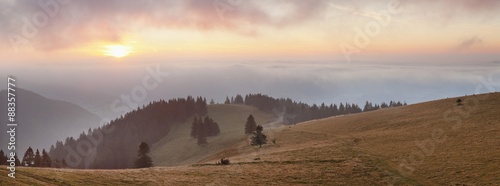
[22,147,35,167]
[245,114,257,134]
[14,155,21,166]
[251,125,267,148]
[234,94,244,104]
[204,116,220,136]
[339,103,345,114]
[196,97,208,115]
[0,150,6,165]
[41,149,52,167]
[134,142,153,168]
[34,149,42,167]
[190,117,199,138]
[197,118,208,145]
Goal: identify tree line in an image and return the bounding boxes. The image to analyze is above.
[0,148,55,168]
[225,93,406,124]
[0,150,20,166]
[2,143,154,169]
[21,147,53,167]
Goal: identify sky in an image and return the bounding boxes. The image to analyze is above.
[1,0,500,118]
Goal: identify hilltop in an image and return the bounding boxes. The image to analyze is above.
[1,93,498,185]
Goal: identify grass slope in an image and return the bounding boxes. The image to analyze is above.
[1,93,498,185]
[149,104,275,167]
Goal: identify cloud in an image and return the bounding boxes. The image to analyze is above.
[456,36,482,50]
[1,0,499,52]
[400,0,500,26]
[0,0,329,51]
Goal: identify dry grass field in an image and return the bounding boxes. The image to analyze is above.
[1,93,498,185]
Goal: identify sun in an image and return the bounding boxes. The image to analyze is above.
[102,45,133,58]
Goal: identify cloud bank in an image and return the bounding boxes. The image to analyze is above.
[1,0,499,51]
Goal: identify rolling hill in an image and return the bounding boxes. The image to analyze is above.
[1,93,498,185]
[150,104,276,167]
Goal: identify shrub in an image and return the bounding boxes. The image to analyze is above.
[217,158,230,165]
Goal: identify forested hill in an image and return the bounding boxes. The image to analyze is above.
[49,96,208,169]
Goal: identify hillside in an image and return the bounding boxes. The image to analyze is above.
[150,104,275,166]
[0,88,102,155]
[1,93,498,185]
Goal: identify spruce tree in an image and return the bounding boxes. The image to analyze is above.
[196,97,208,115]
[34,149,42,167]
[251,125,267,147]
[204,116,220,136]
[224,96,230,104]
[211,118,221,136]
[245,114,257,134]
[41,149,52,167]
[339,103,345,114]
[190,117,199,138]
[22,147,35,167]
[14,156,21,166]
[197,117,208,145]
[134,142,153,168]
[0,150,6,165]
[234,94,244,104]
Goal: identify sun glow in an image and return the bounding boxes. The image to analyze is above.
[102,45,133,58]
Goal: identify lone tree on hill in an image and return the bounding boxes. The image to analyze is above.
[456,98,463,106]
[245,114,257,134]
[251,125,267,148]
[134,142,153,168]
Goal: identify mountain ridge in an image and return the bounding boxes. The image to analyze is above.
[0,88,102,157]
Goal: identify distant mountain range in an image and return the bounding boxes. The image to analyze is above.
[0,88,102,156]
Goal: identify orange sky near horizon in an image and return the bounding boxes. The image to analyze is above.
[1,0,499,63]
